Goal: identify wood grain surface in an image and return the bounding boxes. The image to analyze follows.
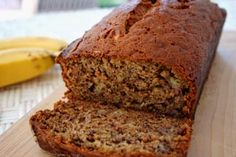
[0,31,235,157]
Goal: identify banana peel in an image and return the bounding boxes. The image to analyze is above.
[0,48,57,88]
[0,37,68,88]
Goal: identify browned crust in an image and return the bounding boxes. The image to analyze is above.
[189,10,226,118]
[56,0,226,118]
[30,100,192,157]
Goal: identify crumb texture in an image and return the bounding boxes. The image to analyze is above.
[30,100,192,157]
[64,57,189,117]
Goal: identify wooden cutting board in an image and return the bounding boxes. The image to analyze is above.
[0,31,236,157]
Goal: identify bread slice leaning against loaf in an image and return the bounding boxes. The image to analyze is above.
[30,99,192,157]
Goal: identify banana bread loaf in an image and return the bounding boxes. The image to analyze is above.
[57,0,226,118]
[30,99,192,157]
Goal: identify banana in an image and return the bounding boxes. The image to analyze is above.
[0,37,67,52]
[0,48,56,88]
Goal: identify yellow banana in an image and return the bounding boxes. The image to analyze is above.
[0,37,67,52]
[0,48,56,88]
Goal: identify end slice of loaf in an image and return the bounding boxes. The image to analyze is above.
[30,100,192,157]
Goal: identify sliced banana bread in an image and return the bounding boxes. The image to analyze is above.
[56,0,226,118]
[30,99,192,157]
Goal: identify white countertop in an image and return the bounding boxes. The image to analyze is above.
[0,9,112,42]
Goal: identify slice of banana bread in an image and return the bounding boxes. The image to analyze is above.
[56,0,226,118]
[30,99,192,157]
